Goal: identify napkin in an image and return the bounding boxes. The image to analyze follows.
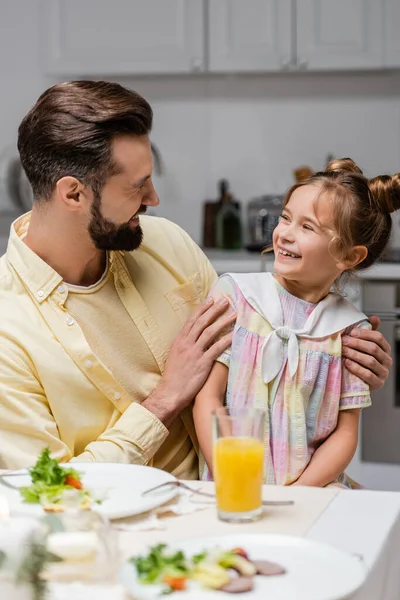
[112,488,211,532]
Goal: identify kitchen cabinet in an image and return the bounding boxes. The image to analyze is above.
[296,0,384,70]
[209,0,387,72]
[208,0,292,73]
[40,0,398,76]
[384,0,400,68]
[40,0,205,75]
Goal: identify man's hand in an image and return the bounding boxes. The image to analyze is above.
[143,297,235,427]
[342,316,392,391]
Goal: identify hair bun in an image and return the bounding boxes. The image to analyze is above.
[369,173,400,214]
[325,157,363,175]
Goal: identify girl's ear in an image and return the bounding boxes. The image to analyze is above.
[340,245,368,270]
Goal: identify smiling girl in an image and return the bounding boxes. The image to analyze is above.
[194,158,400,488]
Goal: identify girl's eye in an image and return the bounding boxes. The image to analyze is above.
[279,214,289,222]
[303,224,314,231]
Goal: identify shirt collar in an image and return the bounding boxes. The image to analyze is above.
[6,212,126,303]
[6,212,65,303]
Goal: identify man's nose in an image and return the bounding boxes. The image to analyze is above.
[144,183,159,207]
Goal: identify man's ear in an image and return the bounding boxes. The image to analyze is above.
[56,177,91,211]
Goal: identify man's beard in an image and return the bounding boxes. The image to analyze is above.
[88,191,145,252]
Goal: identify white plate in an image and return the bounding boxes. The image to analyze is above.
[1,463,179,520]
[120,533,367,600]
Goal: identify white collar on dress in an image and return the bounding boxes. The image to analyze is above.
[225,272,367,383]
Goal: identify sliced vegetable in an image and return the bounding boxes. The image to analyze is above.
[192,562,230,589]
[163,575,187,591]
[64,475,83,490]
[218,552,256,577]
[231,547,249,560]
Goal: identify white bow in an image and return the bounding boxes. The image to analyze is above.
[263,325,300,382]
[223,273,367,384]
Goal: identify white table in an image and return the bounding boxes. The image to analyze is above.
[3,482,399,600]
[308,489,400,600]
[54,484,400,600]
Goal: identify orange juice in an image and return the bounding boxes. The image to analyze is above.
[213,436,264,513]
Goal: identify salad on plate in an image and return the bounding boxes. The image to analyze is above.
[18,448,99,511]
[129,543,286,595]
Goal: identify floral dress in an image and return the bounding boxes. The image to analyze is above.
[201,273,371,487]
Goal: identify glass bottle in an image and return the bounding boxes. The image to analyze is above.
[215,180,242,250]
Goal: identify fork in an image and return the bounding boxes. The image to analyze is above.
[142,481,294,506]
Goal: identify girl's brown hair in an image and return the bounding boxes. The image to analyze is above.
[283,158,400,270]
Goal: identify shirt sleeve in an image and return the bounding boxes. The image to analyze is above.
[339,320,372,410]
[0,344,169,470]
[205,274,239,368]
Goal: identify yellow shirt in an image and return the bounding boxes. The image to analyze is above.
[66,261,197,479]
[0,213,217,471]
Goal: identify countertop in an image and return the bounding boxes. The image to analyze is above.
[203,249,264,273]
[203,248,400,280]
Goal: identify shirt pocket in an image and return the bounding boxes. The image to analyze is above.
[165,273,203,326]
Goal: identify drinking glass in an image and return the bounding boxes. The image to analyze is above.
[42,490,119,584]
[212,406,265,523]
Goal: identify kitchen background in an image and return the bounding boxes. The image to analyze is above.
[1,0,400,489]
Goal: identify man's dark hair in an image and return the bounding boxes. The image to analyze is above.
[17,80,153,201]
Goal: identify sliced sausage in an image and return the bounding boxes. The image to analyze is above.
[252,559,286,576]
[220,577,254,593]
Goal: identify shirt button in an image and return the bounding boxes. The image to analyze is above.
[66,317,74,326]
[37,290,44,298]
[85,360,93,368]
[58,285,65,294]
[114,392,121,400]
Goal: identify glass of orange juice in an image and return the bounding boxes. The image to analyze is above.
[212,407,265,523]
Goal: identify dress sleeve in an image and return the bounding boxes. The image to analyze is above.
[339,320,372,410]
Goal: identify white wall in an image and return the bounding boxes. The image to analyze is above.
[131,73,400,243]
[0,2,52,154]
[1,2,400,245]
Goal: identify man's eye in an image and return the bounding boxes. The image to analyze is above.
[130,186,143,197]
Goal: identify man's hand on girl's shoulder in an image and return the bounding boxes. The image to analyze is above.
[342,316,392,391]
